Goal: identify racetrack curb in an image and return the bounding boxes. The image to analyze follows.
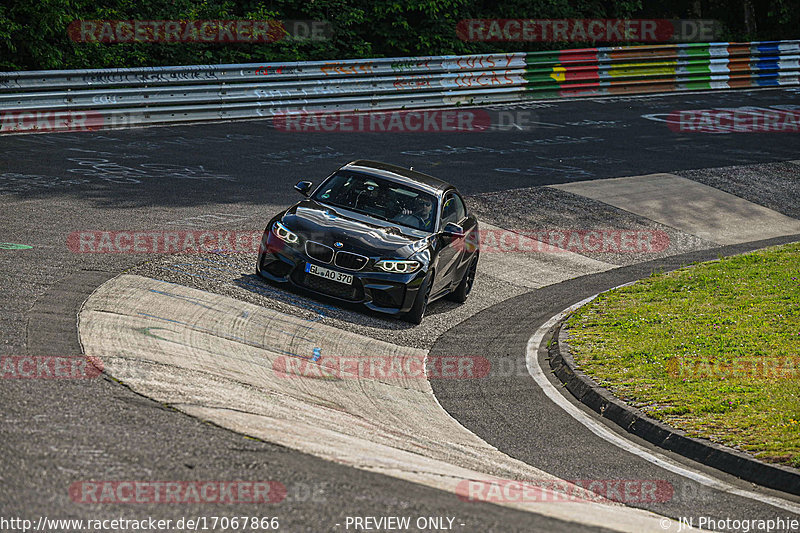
[549,319,800,497]
[78,273,684,532]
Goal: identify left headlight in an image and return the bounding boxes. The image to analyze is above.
[375,259,421,274]
[272,221,300,244]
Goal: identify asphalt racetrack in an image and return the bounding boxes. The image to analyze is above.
[2,88,800,532]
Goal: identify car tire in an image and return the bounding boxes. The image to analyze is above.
[448,255,477,304]
[404,272,433,324]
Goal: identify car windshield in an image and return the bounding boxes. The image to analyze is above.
[312,171,438,232]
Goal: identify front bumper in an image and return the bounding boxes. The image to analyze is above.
[256,231,425,315]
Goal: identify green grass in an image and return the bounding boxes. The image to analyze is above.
[566,242,800,468]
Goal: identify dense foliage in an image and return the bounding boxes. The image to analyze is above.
[1,0,797,70]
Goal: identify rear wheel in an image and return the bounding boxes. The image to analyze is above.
[448,255,477,303]
[404,273,433,324]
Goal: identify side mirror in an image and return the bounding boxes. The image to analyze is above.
[443,222,464,237]
[294,180,313,196]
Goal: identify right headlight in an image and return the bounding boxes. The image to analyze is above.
[375,259,421,274]
[272,221,299,244]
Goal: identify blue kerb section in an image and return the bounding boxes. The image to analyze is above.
[755,60,780,70]
[756,43,781,53]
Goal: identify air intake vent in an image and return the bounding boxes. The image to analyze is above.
[334,251,368,271]
[305,241,334,263]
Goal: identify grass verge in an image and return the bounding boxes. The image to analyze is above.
[566,242,800,468]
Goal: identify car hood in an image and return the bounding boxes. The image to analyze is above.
[280,200,430,258]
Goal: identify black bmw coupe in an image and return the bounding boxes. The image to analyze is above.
[256,160,480,323]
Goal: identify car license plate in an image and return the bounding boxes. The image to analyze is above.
[305,263,353,285]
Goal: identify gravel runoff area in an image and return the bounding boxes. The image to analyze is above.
[675,160,800,220]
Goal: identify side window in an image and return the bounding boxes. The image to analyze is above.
[441,193,466,225]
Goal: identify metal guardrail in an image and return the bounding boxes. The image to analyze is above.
[0,40,797,133]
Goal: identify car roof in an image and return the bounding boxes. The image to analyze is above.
[341,160,453,195]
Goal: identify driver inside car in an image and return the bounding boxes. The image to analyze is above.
[405,196,434,230]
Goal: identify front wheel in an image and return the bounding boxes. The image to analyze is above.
[403,273,433,324]
[448,255,477,303]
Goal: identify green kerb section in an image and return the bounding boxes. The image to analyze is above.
[524,50,571,66]
[683,45,713,58]
[523,72,567,87]
[678,79,715,90]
